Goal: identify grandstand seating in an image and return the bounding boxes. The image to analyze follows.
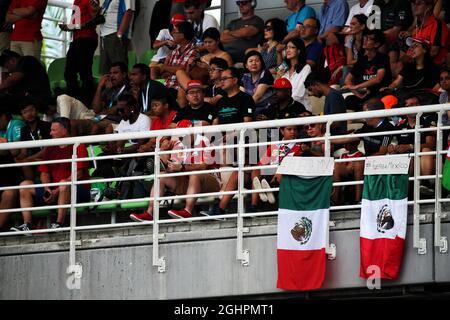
[47,57,67,94]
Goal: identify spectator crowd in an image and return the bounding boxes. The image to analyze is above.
[1,0,450,232]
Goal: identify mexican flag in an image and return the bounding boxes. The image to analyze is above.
[277,174,333,291]
[360,174,409,279]
[443,140,450,191]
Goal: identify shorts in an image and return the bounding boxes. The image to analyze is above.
[34,185,91,206]
[173,174,221,195]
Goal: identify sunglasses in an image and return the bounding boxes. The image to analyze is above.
[264,26,273,31]
[236,0,250,6]
[304,124,317,130]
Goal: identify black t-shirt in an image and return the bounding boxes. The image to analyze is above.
[12,56,51,102]
[139,80,179,113]
[0,151,21,187]
[395,114,437,145]
[205,84,226,98]
[351,52,392,96]
[0,0,11,32]
[215,91,255,124]
[172,102,217,125]
[355,119,395,156]
[262,98,307,120]
[324,89,347,135]
[399,62,439,91]
[20,120,51,156]
[375,0,413,31]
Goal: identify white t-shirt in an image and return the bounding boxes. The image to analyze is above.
[117,113,151,144]
[152,29,174,62]
[192,13,220,43]
[282,64,312,111]
[100,0,136,38]
[345,0,374,26]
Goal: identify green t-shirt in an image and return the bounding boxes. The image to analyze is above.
[0,119,25,142]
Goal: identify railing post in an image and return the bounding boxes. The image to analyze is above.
[66,143,82,290]
[325,121,336,260]
[62,8,67,56]
[414,112,427,254]
[236,129,249,266]
[435,110,448,253]
[153,137,166,272]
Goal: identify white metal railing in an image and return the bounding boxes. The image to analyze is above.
[1,104,450,283]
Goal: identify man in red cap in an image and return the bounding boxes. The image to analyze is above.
[150,14,186,80]
[130,119,221,221]
[259,78,308,120]
[172,80,217,125]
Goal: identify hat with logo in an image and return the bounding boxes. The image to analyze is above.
[185,80,206,92]
[272,78,292,90]
[171,14,186,26]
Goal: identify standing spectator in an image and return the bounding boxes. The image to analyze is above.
[213,67,255,125]
[172,80,217,125]
[99,0,136,74]
[300,17,323,69]
[0,50,51,114]
[241,50,274,116]
[284,0,316,39]
[158,21,199,91]
[278,38,312,111]
[0,0,12,53]
[342,29,391,111]
[12,117,91,231]
[184,0,219,45]
[4,0,47,59]
[260,78,308,121]
[59,0,100,107]
[149,0,172,48]
[318,0,349,39]
[305,72,347,136]
[221,0,264,64]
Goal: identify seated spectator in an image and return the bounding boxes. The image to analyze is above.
[15,98,51,181]
[284,0,316,40]
[301,122,327,157]
[172,80,217,126]
[375,0,413,45]
[260,78,308,121]
[0,49,51,114]
[129,63,179,116]
[383,37,439,94]
[439,68,450,141]
[305,72,347,136]
[213,67,255,124]
[344,0,373,30]
[332,98,395,204]
[221,0,264,64]
[184,0,220,46]
[203,57,228,106]
[300,17,323,70]
[12,117,91,231]
[241,50,274,115]
[130,120,221,221]
[150,14,185,79]
[388,92,437,196]
[105,94,151,155]
[175,28,233,104]
[277,38,312,111]
[318,0,349,41]
[155,21,199,91]
[342,29,392,111]
[400,0,449,67]
[0,108,24,146]
[247,18,287,74]
[0,150,21,232]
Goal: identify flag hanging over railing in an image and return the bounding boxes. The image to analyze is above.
[276,157,334,291]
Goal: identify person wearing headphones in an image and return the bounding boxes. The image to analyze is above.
[221,0,264,64]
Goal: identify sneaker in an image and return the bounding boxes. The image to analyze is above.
[261,179,276,204]
[50,223,61,229]
[167,209,193,219]
[420,185,434,198]
[10,223,32,233]
[246,205,258,213]
[199,204,226,220]
[252,177,268,202]
[130,211,153,222]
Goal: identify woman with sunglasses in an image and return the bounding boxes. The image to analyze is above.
[277,37,312,111]
[241,50,275,115]
[246,18,287,75]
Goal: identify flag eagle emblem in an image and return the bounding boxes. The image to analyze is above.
[376,204,395,233]
[291,217,313,244]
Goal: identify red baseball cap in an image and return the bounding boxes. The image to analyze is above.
[272,78,292,90]
[171,14,186,25]
[186,80,205,92]
[381,95,398,110]
[176,119,193,128]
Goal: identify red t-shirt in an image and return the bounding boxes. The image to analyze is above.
[39,144,90,189]
[73,0,98,40]
[150,110,177,131]
[258,142,302,166]
[9,0,48,42]
[413,15,449,66]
